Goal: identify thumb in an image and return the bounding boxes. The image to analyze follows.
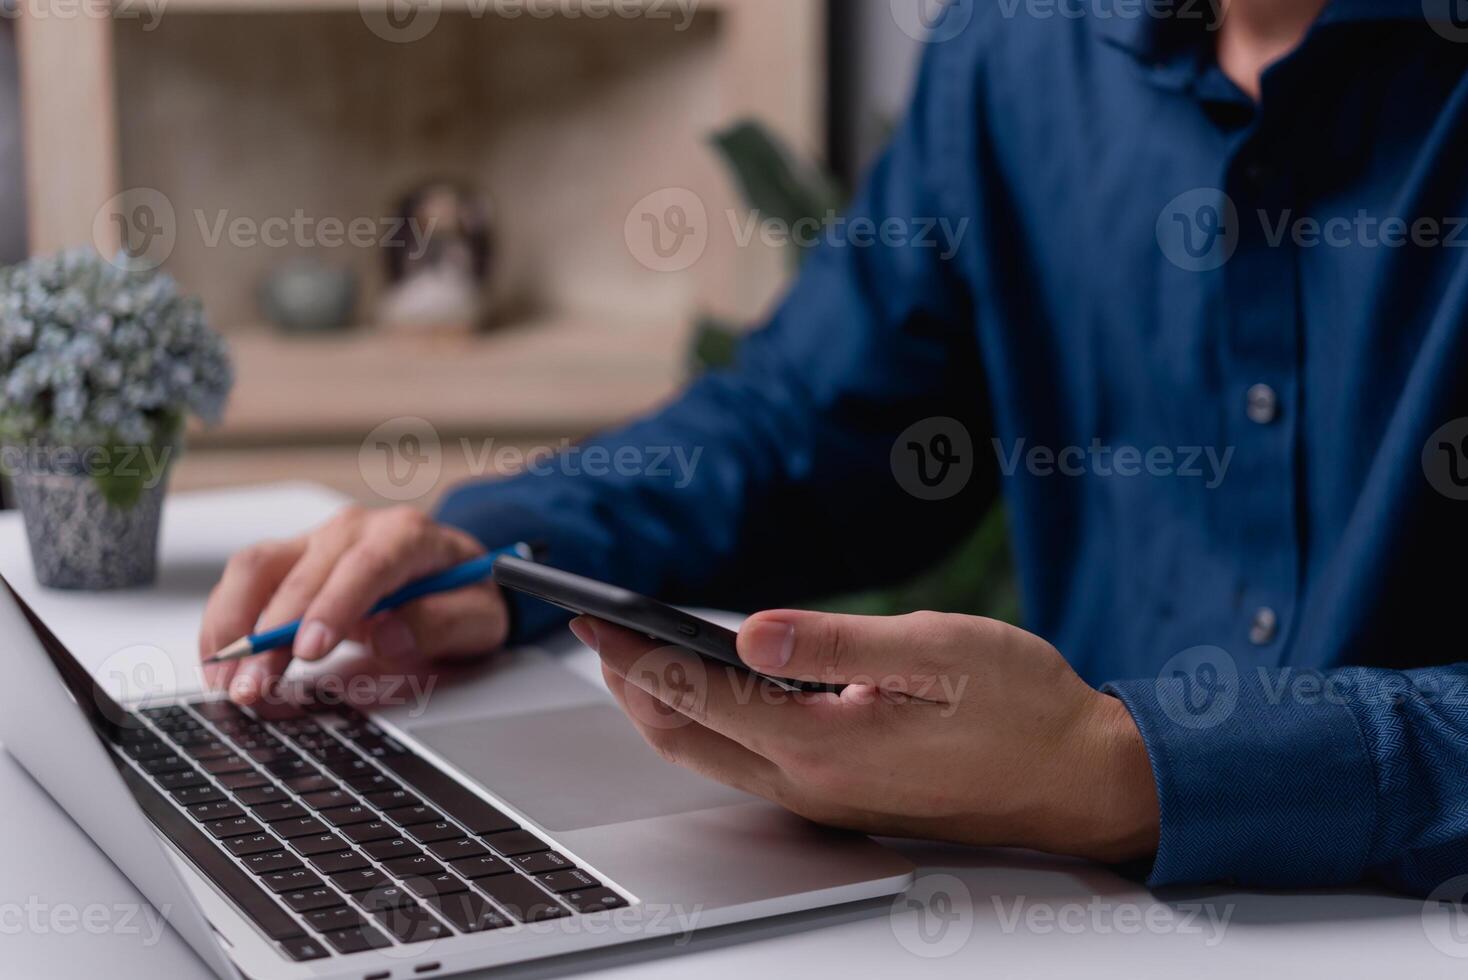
[367,585,509,662]
[736,609,967,687]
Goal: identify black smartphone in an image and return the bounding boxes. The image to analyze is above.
[492,555,841,694]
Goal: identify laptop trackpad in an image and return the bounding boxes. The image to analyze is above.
[408,704,754,832]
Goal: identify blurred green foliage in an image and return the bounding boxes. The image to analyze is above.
[692,121,1021,625]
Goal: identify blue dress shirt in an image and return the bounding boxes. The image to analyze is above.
[440,1,1468,895]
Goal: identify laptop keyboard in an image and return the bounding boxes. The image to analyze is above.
[109,700,627,961]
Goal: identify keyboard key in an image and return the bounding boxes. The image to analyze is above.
[253,801,307,823]
[402,872,468,900]
[475,876,567,922]
[155,769,209,792]
[426,891,512,934]
[341,821,397,845]
[300,789,356,811]
[282,886,344,913]
[560,886,629,914]
[320,805,376,828]
[428,838,490,862]
[140,754,192,775]
[188,801,244,822]
[384,805,444,827]
[289,832,349,857]
[305,906,367,932]
[264,758,314,779]
[325,757,376,780]
[345,772,398,794]
[235,785,290,807]
[171,785,225,807]
[309,850,370,875]
[190,700,244,721]
[404,822,461,845]
[448,855,512,879]
[218,770,271,791]
[124,739,175,761]
[225,833,281,858]
[382,855,445,878]
[364,788,419,810]
[273,817,328,840]
[201,756,254,776]
[512,851,573,875]
[183,740,234,759]
[538,869,600,893]
[279,936,329,961]
[481,830,548,857]
[321,924,390,954]
[242,850,304,875]
[377,754,518,834]
[206,816,264,840]
[284,773,338,794]
[355,885,417,913]
[361,838,422,861]
[261,869,323,894]
[373,904,449,944]
[331,867,390,894]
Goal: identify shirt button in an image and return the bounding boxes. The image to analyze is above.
[1247,384,1279,425]
[1249,607,1278,646]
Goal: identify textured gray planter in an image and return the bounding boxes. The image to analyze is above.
[3,444,172,590]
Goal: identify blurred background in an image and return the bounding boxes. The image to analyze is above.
[0,1,1016,618]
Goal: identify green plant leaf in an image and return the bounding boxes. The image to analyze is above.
[92,466,147,509]
[689,315,744,373]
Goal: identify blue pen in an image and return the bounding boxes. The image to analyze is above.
[204,542,534,663]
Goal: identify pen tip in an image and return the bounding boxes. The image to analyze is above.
[206,637,254,664]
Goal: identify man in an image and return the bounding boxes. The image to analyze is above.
[202,0,1468,896]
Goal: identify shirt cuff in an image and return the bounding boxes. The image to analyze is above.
[1104,669,1379,889]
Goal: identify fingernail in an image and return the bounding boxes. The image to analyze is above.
[295,621,337,661]
[741,620,795,668]
[568,617,599,653]
[371,616,419,660]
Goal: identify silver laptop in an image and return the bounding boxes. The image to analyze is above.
[0,575,914,979]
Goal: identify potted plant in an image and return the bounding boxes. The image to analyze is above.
[0,249,233,589]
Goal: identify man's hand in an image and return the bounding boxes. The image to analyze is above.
[577,609,1160,864]
[200,506,510,709]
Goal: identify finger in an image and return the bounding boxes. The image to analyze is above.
[582,617,830,759]
[737,608,972,692]
[604,664,785,800]
[371,584,509,662]
[198,539,306,692]
[297,509,480,666]
[232,529,360,707]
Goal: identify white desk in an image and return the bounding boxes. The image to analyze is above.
[0,483,1457,979]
